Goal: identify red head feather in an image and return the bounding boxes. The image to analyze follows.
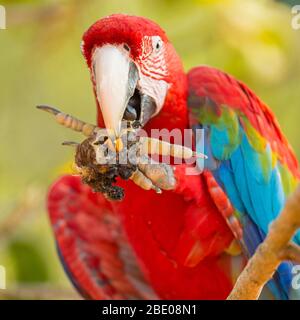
[81,14,188,132]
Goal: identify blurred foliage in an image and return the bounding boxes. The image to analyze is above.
[8,240,49,283]
[278,0,299,6]
[0,0,299,298]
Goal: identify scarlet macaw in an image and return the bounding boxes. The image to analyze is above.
[47,15,300,300]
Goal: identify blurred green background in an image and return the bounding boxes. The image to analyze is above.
[0,0,299,299]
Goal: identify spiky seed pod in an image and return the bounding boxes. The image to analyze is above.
[73,136,137,201]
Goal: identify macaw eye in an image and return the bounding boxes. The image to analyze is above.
[152,36,163,52]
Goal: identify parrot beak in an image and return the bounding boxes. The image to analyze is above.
[92,45,139,138]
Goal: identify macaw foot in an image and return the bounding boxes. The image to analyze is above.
[130,156,177,193]
[37,105,206,200]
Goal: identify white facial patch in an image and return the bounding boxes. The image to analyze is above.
[137,35,170,116]
[138,74,169,116]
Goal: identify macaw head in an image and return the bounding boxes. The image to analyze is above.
[81,14,187,138]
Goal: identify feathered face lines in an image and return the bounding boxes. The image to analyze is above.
[81,15,174,138]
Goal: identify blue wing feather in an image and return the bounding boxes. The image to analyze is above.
[188,67,300,299]
[210,125,299,299]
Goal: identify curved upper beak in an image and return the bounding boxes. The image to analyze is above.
[92,45,139,138]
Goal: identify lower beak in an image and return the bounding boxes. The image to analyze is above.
[93,45,139,138]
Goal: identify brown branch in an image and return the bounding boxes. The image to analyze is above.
[227,185,300,300]
[280,242,300,262]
